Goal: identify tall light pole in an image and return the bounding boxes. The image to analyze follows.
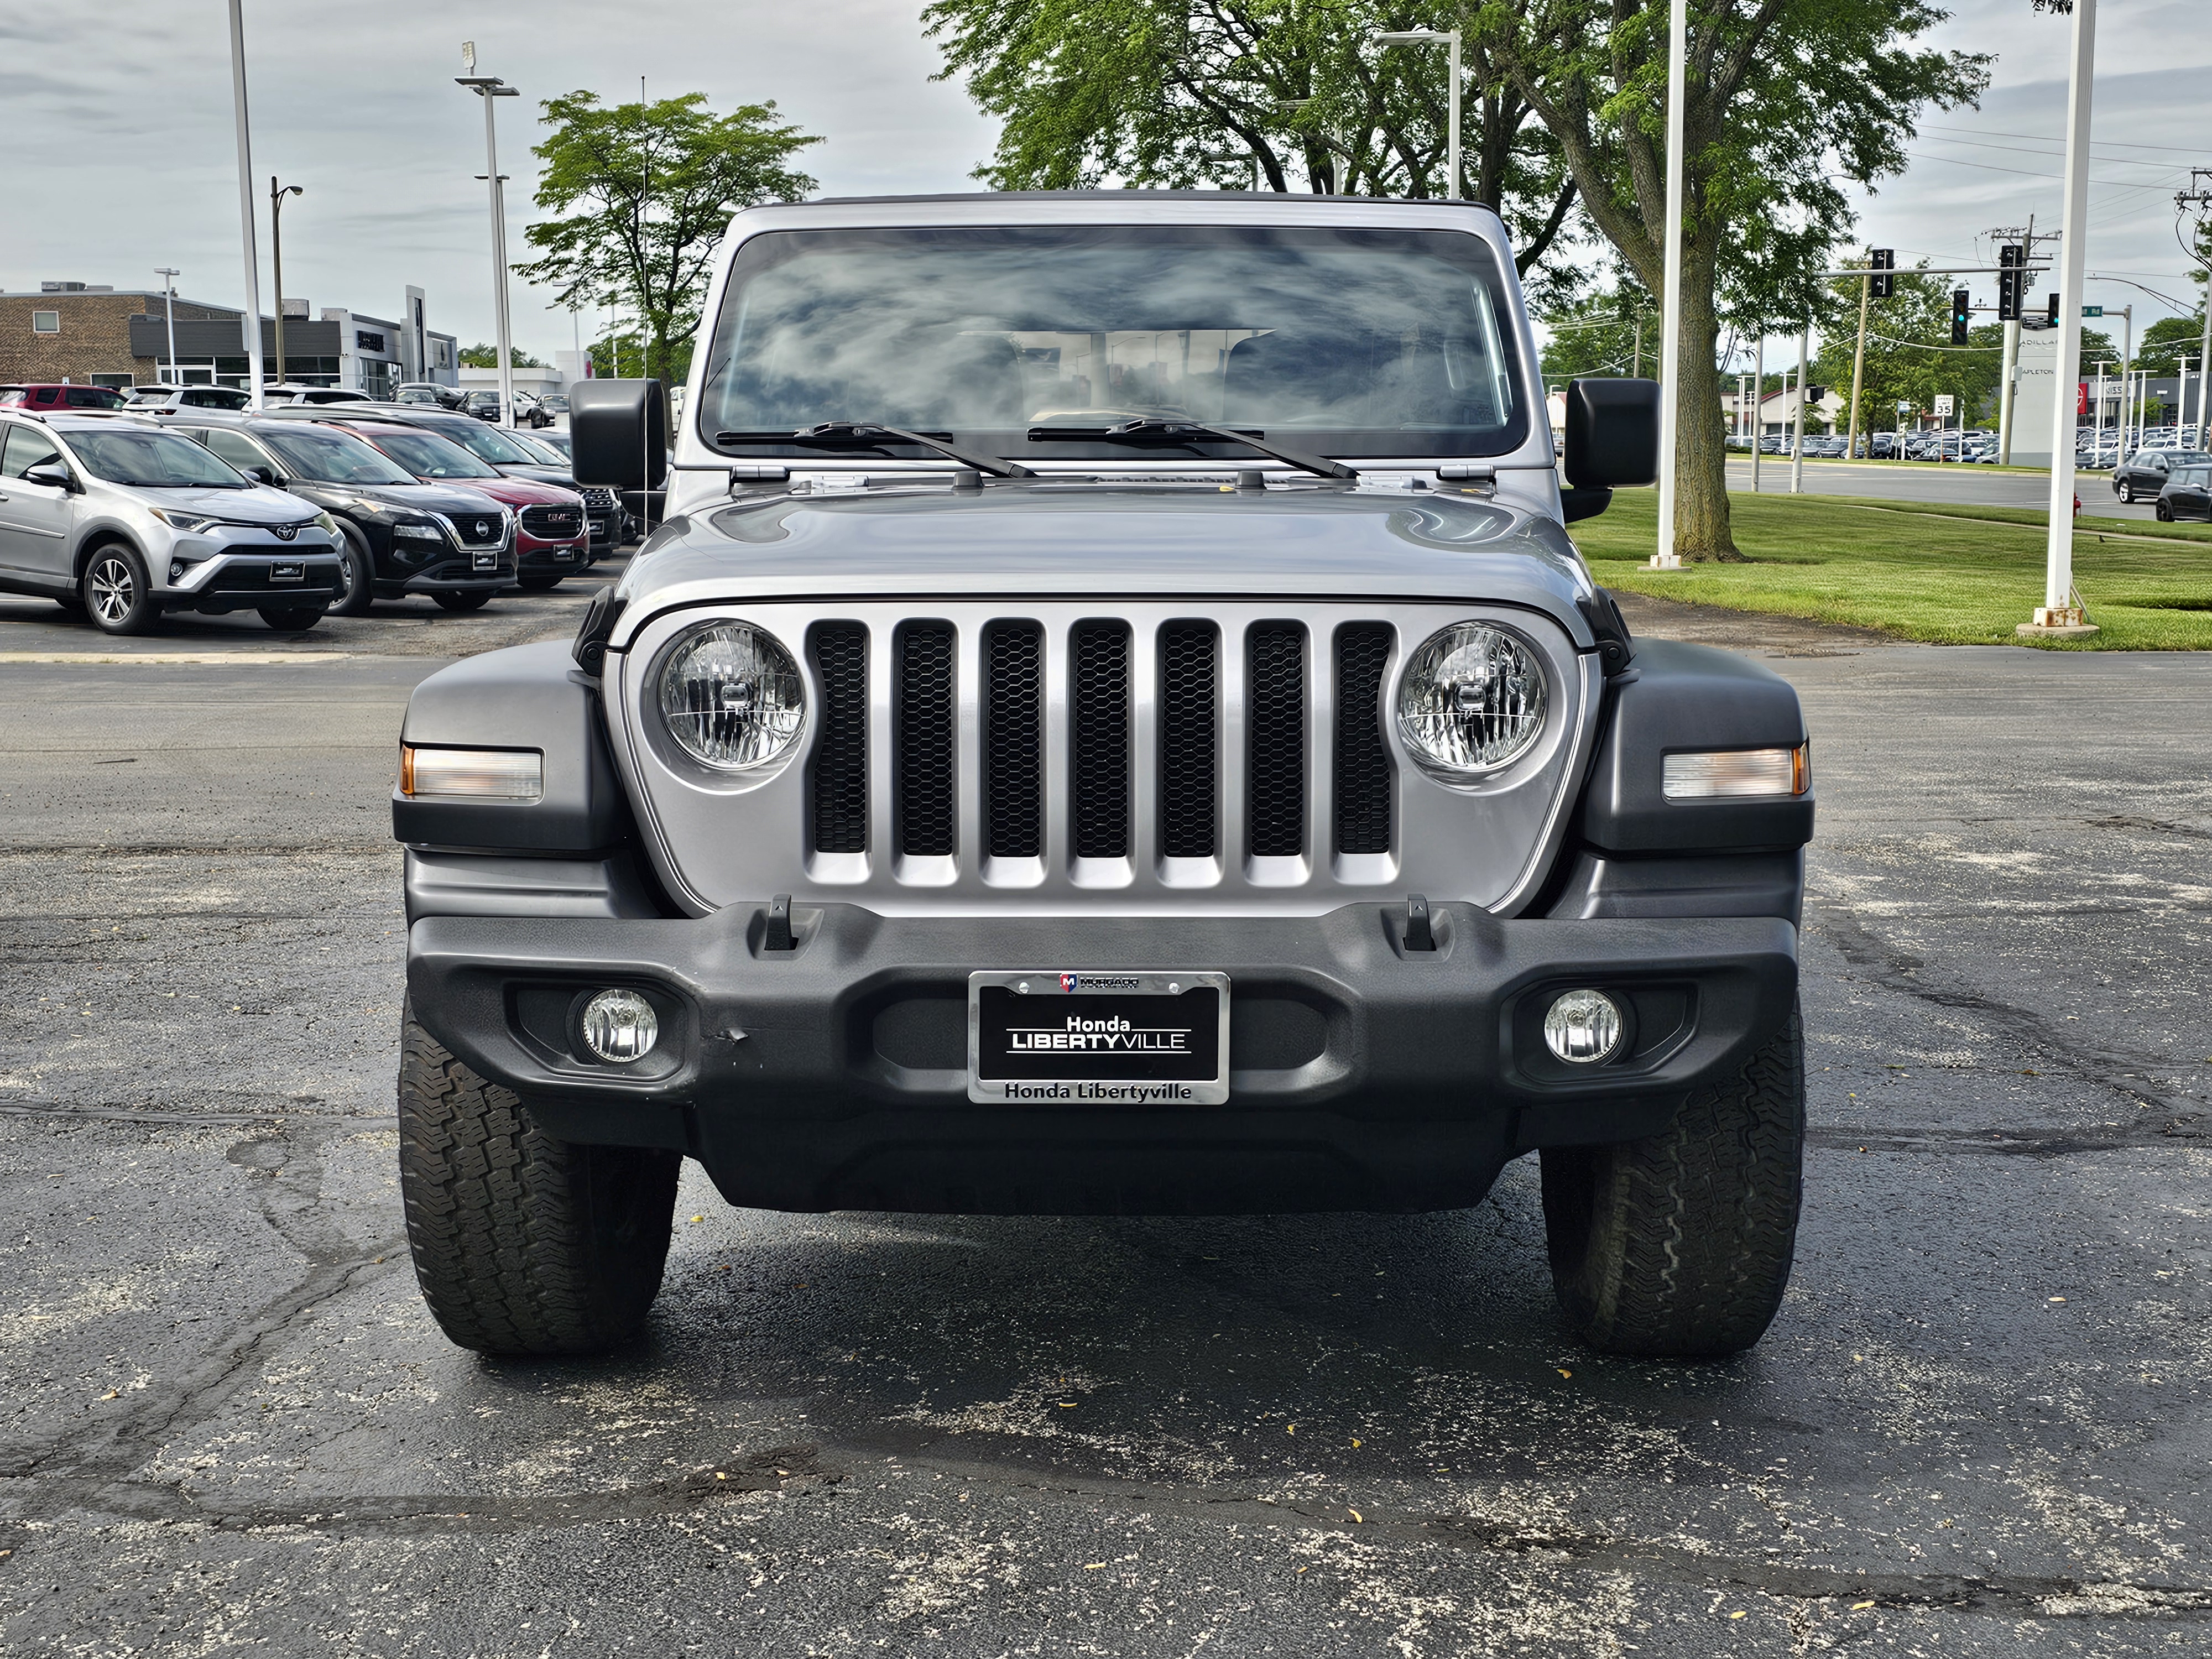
[154,268,181,384]
[457,44,521,427]
[268,178,304,385]
[1371,29,1460,199]
[2029,0,2096,637]
[226,0,265,408]
[1650,0,1690,567]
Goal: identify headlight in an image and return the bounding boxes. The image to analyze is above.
[312,510,339,536]
[659,623,805,771]
[150,508,222,533]
[393,522,443,540]
[1396,623,1547,776]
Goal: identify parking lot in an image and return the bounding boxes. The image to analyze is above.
[2,593,2205,1656]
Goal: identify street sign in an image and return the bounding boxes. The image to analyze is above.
[2082,305,2104,317]
[1934,394,1955,415]
[1897,400,1913,413]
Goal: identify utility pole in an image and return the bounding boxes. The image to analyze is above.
[2187,171,2212,442]
[2026,0,2095,638]
[154,268,180,383]
[457,44,521,428]
[1750,336,1764,493]
[1989,215,2042,465]
[1791,324,1808,492]
[1846,269,1870,461]
[1648,0,1689,569]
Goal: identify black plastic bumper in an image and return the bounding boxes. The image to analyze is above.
[406,901,1797,1215]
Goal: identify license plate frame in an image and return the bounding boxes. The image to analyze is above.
[967,970,1230,1105]
[269,561,305,584]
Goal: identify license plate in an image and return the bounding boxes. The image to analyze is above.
[472,550,497,572]
[967,971,1229,1105]
[270,561,304,583]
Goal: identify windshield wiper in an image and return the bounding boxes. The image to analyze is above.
[716,421,1032,479]
[1025,418,1357,481]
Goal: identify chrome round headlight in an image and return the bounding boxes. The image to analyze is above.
[658,623,805,770]
[1396,623,1547,776]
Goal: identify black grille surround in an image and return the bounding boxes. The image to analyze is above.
[1334,624,1394,855]
[1070,621,1132,859]
[1248,624,1308,858]
[810,624,869,855]
[983,622,1044,859]
[895,623,957,858]
[1160,622,1219,858]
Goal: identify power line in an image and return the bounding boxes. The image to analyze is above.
[1920,122,2212,159]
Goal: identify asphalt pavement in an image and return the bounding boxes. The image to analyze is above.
[1729,458,2162,519]
[0,596,2206,1656]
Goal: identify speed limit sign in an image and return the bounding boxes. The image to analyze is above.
[1934,394,1955,415]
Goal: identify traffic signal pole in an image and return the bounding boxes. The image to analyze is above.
[1846,273,1870,462]
[1792,326,1808,493]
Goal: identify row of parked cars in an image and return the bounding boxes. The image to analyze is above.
[0,397,628,636]
[1,379,566,427]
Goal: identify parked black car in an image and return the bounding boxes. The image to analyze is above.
[2156,465,2212,522]
[158,414,514,613]
[2112,447,2212,504]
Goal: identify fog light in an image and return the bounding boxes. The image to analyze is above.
[1543,989,1623,1065]
[581,989,658,1064]
[169,560,186,582]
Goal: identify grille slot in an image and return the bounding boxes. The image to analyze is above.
[519,504,582,538]
[1247,623,1307,857]
[983,622,1044,858]
[1070,621,1132,859]
[895,623,956,857]
[1334,624,1394,855]
[809,624,868,854]
[1159,622,1218,858]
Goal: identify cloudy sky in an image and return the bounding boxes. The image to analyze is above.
[2,1,2205,363]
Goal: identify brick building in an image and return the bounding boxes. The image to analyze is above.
[0,280,458,395]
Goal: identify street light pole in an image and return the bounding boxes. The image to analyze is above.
[1791,324,1808,493]
[457,56,522,429]
[1371,29,1460,199]
[154,268,180,384]
[2030,0,2096,637]
[1650,0,1690,567]
[268,178,304,386]
[225,0,265,408]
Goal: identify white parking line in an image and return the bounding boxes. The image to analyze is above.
[0,651,353,665]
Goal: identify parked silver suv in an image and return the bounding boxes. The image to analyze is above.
[0,411,343,633]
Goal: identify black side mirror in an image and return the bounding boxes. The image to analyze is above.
[1564,378,1661,489]
[245,465,278,487]
[571,379,670,491]
[22,460,75,492]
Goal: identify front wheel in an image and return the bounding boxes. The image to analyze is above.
[2115,480,2133,503]
[1541,1002,1805,1358]
[327,524,375,617]
[2156,500,2174,522]
[257,606,322,632]
[83,545,159,636]
[432,588,493,612]
[397,1003,681,1355]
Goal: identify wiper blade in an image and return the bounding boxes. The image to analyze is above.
[1025,417,1357,481]
[716,421,1032,478]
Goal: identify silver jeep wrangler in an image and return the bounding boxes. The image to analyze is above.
[392,194,1813,1360]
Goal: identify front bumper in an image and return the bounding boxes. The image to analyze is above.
[518,535,589,575]
[407,901,1798,1214]
[159,550,343,613]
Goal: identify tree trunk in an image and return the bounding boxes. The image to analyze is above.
[1671,245,1743,561]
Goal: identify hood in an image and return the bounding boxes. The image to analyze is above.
[608,482,1598,650]
[472,473,582,506]
[343,480,513,519]
[159,483,317,526]
[494,463,581,488]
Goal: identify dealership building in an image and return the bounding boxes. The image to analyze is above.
[0,280,460,397]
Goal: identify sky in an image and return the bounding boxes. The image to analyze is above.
[1,1,2206,366]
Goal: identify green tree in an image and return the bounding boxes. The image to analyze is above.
[1475,0,1989,559]
[2134,313,2205,378]
[921,0,1584,288]
[1540,283,1658,379]
[458,342,545,369]
[518,91,821,384]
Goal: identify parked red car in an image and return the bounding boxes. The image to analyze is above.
[302,415,590,591]
[0,383,129,411]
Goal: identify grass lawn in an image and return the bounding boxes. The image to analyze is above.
[1574,491,2212,650]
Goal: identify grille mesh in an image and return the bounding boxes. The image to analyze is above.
[1070,622,1131,859]
[1247,624,1307,857]
[519,504,582,538]
[1334,624,1394,855]
[1159,622,1218,858]
[983,622,1044,858]
[810,624,868,854]
[896,624,956,857]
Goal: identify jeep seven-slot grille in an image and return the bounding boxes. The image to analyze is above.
[847,617,1391,870]
[895,624,956,857]
[810,624,869,854]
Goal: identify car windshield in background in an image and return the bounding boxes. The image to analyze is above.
[697,224,1528,461]
[66,427,250,487]
[371,429,502,479]
[428,419,545,466]
[260,425,415,486]
[505,430,569,465]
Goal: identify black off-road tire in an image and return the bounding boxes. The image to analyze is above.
[1540,1002,1804,1359]
[397,1003,681,1356]
[433,588,493,612]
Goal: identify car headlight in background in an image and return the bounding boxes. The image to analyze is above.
[1396,623,1547,776]
[393,521,444,540]
[149,507,222,533]
[399,745,543,801]
[659,623,805,771]
[1662,746,1808,799]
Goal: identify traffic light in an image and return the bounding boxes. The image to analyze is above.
[1951,289,1971,346]
[1997,244,2023,321]
[2047,291,2061,326]
[1870,247,1895,300]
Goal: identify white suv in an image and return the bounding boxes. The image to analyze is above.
[0,411,343,634]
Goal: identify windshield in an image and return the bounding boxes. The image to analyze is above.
[66,427,251,487]
[369,428,502,479]
[426,419,541,466]
[260,425,415,485]
[504,429,569,465]
[697,224,1528,462]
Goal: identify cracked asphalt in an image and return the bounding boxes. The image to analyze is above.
[1,587,2207,1656]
